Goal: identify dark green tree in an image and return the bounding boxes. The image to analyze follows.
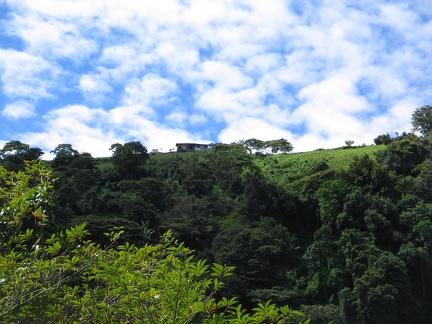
[373,133,392,145]
[0,141,44,171]
[398,243,432,321]
[239,138,265,154]
[239,138,294,154]
[339,251,415,324]
[265,138,294,154]
[0,140,30,156]
[363,196,396,251]
[110,141,149,179]
[297,304,346,324]
[212,217,296,306]
[382,134,426,176]
[317,180,349,230]
[173,154,214,197]
[69,153,96,170]
[207,143,252,195]
[53,163,100,217]
[412,105,432,135]
[50,144,80,170]
[158,195,221,253]
[344,140,354,148]
[303,226,345,304]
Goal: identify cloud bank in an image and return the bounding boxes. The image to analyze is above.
[0,0,431,156]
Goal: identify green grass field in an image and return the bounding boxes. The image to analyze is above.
[276,145,386,169]
[255,145,387,189]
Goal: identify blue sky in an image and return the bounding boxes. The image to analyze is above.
[0,0,431,157]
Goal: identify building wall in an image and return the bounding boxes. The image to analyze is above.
[176,143,211,152]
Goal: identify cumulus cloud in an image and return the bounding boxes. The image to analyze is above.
[219,117,295,144]
[2,100,35,119]
[79,74,112,104]
[0,0,431,156]
[0,49,60,100]
[122,74,178,107]
[6,15,98,60]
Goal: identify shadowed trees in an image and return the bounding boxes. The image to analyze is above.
[110,141,149,179]
[0,140,44,171]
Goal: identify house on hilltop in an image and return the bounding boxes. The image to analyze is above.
[176,143,212,152]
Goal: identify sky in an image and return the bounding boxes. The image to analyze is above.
[0,0,431,157]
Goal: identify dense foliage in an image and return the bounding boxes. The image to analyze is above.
[411,105,432,136]
[0,161,307,323]
[1,120,432,323]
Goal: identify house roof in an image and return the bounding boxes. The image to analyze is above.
[176,143,209,146]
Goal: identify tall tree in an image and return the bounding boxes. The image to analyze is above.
[110,141,149,179]
[412,105,432,136]
[0,140,30,156]
[265,138,294,154]
[239,138,294,154]
[0,141,44,171]
[50,144,80,170]
[239,138,265,154]
[212,217,296,306]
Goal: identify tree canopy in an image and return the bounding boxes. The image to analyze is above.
[412,105,432,136]
[110,141,149,179]
[0,141,44,171]
[239,138,294,154]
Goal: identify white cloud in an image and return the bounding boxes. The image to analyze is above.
[8,0,103,19]
[165,111,208,126]
[123,74,178,107]
[0,49,60,100]
[218,116,295,145]
[199,61,253,90]
[105,105,208,153]
[189,114,207,125]
[165,111,186,125]
[21,105,116,157]
[97,45,156,83]
[79,74,112,103]
[2,100,35,119]
[6,15,98,60]
[155,42,200,74]
[95,72,181,125]
[378,3,419,34]
[245,53,283,75]
[182,0,228,26]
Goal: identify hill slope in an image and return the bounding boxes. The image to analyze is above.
[255,145,387,189]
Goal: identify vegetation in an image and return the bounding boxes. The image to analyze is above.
[1,113,432,323]
[412,105,432,135]
[0,161,307,323]
[238,138,294,154]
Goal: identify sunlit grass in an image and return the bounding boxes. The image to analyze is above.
[255,145,387,188]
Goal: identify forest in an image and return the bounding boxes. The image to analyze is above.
[1,106,432,323]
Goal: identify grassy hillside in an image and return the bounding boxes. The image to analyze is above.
[94,144,388,189]
[255,145,387,190]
